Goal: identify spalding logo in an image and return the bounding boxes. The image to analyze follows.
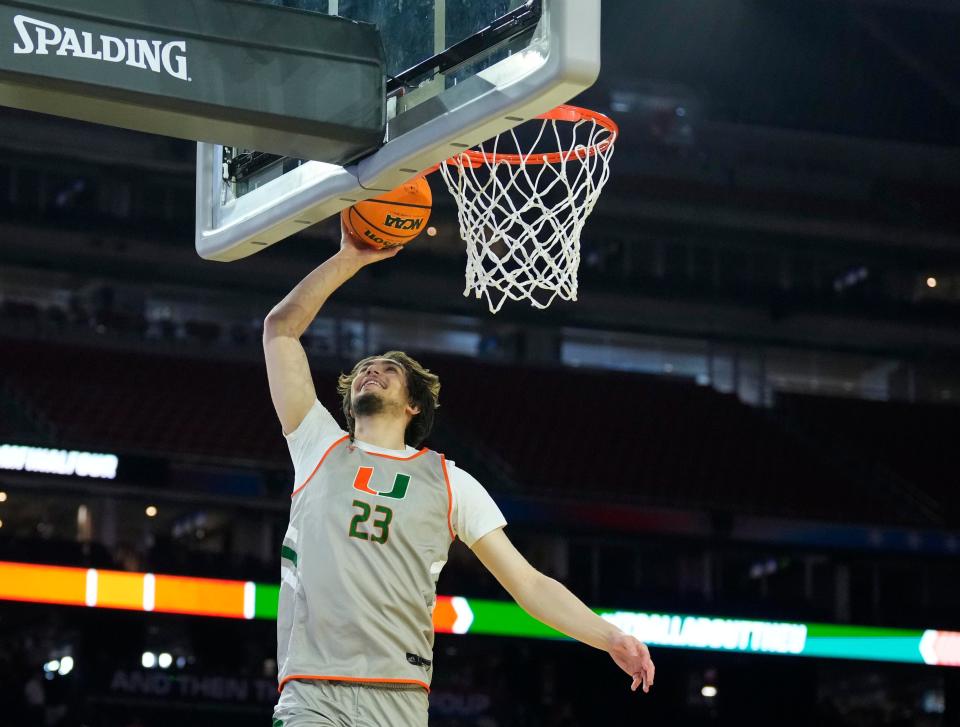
[384,214,423,231]
[12,14,190,82]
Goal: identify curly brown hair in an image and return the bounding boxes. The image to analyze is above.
[337,351,440,447]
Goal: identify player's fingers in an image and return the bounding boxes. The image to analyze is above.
[631,673,641,692]
[341,218,361,243]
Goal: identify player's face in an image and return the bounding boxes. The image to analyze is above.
[351,358,409,410]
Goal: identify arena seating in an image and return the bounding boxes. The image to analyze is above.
[1,338,286,463]
[434,356,935,525]
[776,392,959,522]
[1,338,944,527]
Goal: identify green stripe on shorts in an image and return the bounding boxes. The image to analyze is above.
[280,545,298,567]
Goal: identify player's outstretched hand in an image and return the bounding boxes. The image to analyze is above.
[608,632,655,693]
[339,219,402,267]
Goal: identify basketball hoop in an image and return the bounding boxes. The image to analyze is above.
[438,105,618,314]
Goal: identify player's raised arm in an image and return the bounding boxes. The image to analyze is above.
[263,222,401,434]
[471,527,655,694]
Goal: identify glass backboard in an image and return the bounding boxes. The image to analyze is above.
[196,0,600,261]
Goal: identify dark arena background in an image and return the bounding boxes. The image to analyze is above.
[2,1,960,725]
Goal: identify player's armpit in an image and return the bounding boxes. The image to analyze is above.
[470,527,542,605]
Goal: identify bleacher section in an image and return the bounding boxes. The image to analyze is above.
[1,338,285,464]
[0,338,947,527]
[436,358,939,526]
[777,392,959,523]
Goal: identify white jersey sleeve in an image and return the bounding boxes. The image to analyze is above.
[446,461,507,548]
[283,399,347,482]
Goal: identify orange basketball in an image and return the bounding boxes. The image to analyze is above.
[341,177,432,249]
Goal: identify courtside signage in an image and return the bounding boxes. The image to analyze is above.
[603,611,807,655]
[11,14,189,81]
[0,443,118,479]
[1,561,958,667]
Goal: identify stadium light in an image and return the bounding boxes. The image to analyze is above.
[58,656,74,675]
[701,685,718,698]
[141,652,156,669]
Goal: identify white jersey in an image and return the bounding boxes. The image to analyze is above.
[285,399,507,548]
[277,400,507,692]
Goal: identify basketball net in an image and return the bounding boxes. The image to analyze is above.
[438,106,618,314]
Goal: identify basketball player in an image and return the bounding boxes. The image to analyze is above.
[264,223,655,726]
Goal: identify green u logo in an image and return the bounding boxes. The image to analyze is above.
[352,466,410,500]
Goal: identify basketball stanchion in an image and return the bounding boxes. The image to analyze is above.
[436,105,618,314]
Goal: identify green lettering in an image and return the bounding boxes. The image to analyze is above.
[348,499,371,540]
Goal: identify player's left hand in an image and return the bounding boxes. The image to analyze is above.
[607,632,655,693]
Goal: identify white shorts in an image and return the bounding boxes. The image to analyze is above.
[273,678,429,727]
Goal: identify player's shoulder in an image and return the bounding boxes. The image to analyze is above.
[437,456,485,490]
[286,398,345,440]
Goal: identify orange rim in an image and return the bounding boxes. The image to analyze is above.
[449,105,619,168]
[421,105,619,175]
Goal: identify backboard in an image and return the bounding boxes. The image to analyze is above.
[195,0,601,261]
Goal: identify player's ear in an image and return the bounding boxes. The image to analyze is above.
[405,402,421,417]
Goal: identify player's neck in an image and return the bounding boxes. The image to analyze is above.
[354,415,408,451]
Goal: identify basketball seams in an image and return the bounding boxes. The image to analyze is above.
[362,198,433,211]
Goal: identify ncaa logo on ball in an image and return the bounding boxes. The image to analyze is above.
[384,214,423,231]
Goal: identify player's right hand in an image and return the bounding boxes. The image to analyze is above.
[608,632,655,694]
[339,219,402,266]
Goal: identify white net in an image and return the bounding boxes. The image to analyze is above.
[438,106,617,314]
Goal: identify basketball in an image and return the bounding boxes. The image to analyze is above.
[341,177,433,249]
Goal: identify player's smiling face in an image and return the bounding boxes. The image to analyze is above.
[352,358,409,411]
